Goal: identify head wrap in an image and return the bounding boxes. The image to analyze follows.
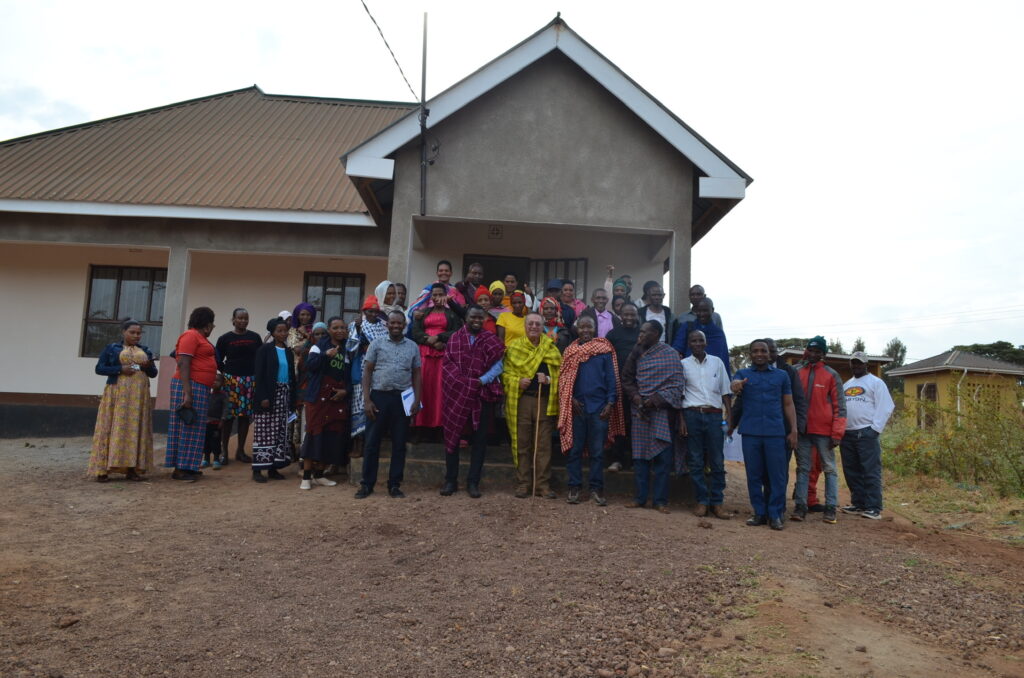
[540,296,564,328]
[291,302,316,328]
[807,335,828,352]
[374,280,396,308]
[311,321,328,333]
[613,277,629,293]
[488,280,505,295]
[362,295,380,311]
[474,285,491,302]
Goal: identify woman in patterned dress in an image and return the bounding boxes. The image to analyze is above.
[88,319,158,482]
[251,317,297,483]
[214,308,262,464]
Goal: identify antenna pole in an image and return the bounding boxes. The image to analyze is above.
[419,12,428,217]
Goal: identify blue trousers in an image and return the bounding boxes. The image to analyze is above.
[683,409,726,505]
[361,390,409,491]
[566,411,608,491]
[840,427,883,511]
[742,435,788,519]
[633,444,672,507]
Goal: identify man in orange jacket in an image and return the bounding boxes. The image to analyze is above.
[792,336,846,524]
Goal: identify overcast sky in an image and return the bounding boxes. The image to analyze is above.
[2,0,1021,362]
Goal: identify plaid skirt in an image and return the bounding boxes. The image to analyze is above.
[165,377,211,472]
[252,382,292,470]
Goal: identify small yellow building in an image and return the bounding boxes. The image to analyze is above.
[887,350,1024,427]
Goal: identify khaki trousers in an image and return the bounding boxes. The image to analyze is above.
[515,392,554,494]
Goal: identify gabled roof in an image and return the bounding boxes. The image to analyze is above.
[778,348,893,364]
[0,87,415,225]
[343,17,752,203]
[887,350,1024,377]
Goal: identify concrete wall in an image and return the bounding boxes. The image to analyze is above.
[389,51,695,301]
[408,219,668,303]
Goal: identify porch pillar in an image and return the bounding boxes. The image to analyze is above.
[154,245,191,410]
[387,212,412,288]
[669,225,691,312]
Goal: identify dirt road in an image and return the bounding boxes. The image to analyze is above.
[1,437,1022,677]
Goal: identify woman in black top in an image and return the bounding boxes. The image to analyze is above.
[251,318,297,483]
[214,308,262,464]
[298,316,352,490]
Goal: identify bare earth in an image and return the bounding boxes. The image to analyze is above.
[1,436,1022,678]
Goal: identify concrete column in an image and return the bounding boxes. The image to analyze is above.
[387,212,412,287]
[669,225,691,312]
[154,245,191,410]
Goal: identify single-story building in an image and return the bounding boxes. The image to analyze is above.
[887,350,1024,427]
[0,17,751,435]
[777,348,892,381]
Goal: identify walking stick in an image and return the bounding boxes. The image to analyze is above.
[532,382,543,499]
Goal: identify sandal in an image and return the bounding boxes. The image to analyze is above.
[125,470,143,481]
[95,474,109,483]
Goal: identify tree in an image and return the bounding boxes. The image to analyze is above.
[772,337,809,351]
[883,337,908,389]
[729,344,750,374]
[827,338,844,354]
[852,336,866,353]
[951,341,1024,366]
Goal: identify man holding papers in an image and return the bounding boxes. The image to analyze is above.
[356,311,422,499]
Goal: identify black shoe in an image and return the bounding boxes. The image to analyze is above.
[388,486,406,498]
[440,481,457,496]
[823,506,837,524]
[267,469,286,480]
[746,514,768,526]
[354,485,372,499]
[235,451,252,463]
[218,455,229,466]
[171,469,197,482]
[790,504,808,522]
[567,487,581,504]
[514,489,529,499]
[467,484,481,499]
[808,504,826,513]
[769,516,785,531]
[252,471,267,483]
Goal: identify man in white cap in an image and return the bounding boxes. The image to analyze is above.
[840,352,895,520]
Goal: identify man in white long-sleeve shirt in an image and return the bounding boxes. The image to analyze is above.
[840,352,896,520]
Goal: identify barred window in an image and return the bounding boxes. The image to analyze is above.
[304,272,365,326]
[82,266,166,357]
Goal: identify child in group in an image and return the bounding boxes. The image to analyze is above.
[202,374,227,469]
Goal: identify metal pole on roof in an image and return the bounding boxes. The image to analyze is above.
[419,12,428,216]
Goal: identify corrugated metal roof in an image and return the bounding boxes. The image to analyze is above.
[887,350,1024,377]
[0,86,416,214]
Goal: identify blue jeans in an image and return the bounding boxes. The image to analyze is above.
[840,427,883,511]
[361,390,410,491]
[633,445,672,507]
[566,411,608,491]
[795,434,838,508]
[683,409,726,506]
[742,435,788,519]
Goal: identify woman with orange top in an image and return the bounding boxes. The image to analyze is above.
[166,306,218,482]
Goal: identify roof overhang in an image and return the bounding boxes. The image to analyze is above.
[0,199,376,227]
[342,18,751,202]
[886,365,1024,378]
[779,348,893,363]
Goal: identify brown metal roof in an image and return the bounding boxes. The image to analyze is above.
[887,350,1024,377]
[0,86,416,214]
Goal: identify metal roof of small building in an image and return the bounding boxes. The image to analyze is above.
[778,348,892,363]
[0,86,415,215]
[887,350,1024,377]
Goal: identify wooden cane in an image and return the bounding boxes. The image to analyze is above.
[532,380,543,499]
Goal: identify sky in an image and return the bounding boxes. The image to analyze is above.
[1,0,1021,363]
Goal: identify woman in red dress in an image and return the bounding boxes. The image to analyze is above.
[412,283,463,428]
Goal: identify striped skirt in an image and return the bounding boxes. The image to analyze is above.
[165,377,211,472]
[252,382,292,470]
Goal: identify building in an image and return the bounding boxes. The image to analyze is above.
[0,17,751,435]
[886,350,1024,427]
[777,348,891,381]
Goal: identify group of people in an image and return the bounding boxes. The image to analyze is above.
[86,260,896,528]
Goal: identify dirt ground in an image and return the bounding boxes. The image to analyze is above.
[1,436,1022,678]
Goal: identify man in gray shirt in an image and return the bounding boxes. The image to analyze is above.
[356,310,422,499]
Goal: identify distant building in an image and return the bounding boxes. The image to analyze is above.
[777,348,891,381]
[0,17,751,434]
[886,350,1024,428]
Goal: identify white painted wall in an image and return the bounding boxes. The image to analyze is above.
[409,220,669,305]
[0,242,168,397]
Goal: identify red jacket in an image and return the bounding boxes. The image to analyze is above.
[796,362,847,439]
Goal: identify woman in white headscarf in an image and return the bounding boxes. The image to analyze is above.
[375,279,404,315]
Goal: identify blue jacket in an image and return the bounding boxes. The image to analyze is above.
[95,343,158,385]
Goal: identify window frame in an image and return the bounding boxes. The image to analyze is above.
[302,271,366,326]
[81,265,167,358]
[530,258,589,300]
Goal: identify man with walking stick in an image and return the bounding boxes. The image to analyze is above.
[502,312,562,499]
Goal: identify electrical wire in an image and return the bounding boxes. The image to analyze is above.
[359,0,420,102]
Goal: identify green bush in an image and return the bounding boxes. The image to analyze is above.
[882,387,1024,497]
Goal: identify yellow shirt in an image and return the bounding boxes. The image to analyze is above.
[497,312,526,347]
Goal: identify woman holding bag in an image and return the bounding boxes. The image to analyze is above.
[166,307,217,483]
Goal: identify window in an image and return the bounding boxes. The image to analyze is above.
[82,266,166,357]
[304,272,365,326]
[530,258,588,298]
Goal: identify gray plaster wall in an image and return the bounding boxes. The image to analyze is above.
[389,50,694,302]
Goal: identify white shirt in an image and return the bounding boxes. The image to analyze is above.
[645,308,667,342]
[681,353,731,409]
[843,373,895,433]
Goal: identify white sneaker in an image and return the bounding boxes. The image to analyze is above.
[608,462,622,472]
[313,476,337,487]
[300,478,313,490]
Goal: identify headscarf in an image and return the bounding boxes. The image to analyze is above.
[311,321,328,333]
[540,296,564,329]
[375,280,403,314]
[488,280,505,295]
[474,286,491,303]
[291,302,316,329]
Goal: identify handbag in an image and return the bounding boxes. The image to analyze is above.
[176,405,197,425]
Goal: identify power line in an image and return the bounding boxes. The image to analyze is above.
[359,0,420,102]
